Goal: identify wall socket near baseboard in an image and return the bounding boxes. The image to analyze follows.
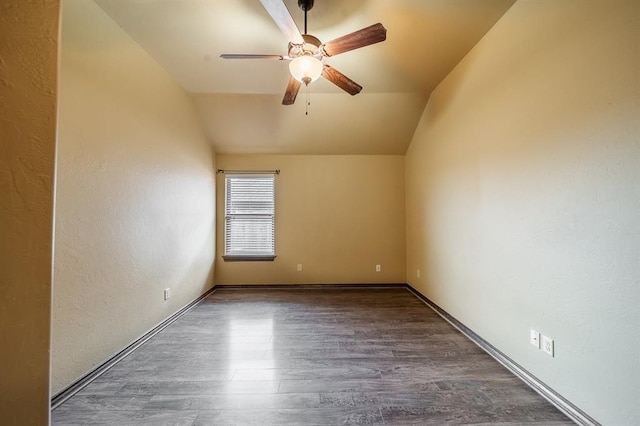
[542,335,554,357]
[531,328,554,357]
[375,264,381,272]
[297,264,303,272]
[164,288,170,301]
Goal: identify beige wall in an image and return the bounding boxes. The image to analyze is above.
[405,1,639,424]
[0,1,60,424]
[52,0,216,393]
[215,155,406,285]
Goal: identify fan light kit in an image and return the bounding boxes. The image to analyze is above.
[221,0,387,106]
[289,56,323,85]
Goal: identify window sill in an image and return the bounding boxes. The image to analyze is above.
[222,255,276,262]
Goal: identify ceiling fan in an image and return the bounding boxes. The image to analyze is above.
[220,0,387,105]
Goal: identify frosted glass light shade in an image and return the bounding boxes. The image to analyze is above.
[289,56,323,85]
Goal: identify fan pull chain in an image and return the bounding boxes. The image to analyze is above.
[306,84,311,115]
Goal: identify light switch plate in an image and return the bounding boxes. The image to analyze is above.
[530,329,540,348]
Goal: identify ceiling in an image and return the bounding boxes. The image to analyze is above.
[93,0,516,155]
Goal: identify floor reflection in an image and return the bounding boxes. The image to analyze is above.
[228,317,276,381]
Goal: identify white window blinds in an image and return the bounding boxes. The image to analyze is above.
[224,174,275,258]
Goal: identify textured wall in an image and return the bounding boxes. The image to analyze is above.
[0,0,60,424]
[215,155,406,285]
[52,0,216,393]
[405,1,639,424]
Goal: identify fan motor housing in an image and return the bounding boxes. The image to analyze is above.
[288,34,322,59]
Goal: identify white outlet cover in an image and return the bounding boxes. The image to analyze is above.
[376,264,381,272]
[530,329,540,348]
[417,269,421,278]
[542,335,554,356]
[297,264,303,272]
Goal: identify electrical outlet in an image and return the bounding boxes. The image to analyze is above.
[542,335,554,357]
[417,269,421,278]
[375,264,381,272]
[164,288,170,300]
[530,329,540,348]
[297,264,303,272]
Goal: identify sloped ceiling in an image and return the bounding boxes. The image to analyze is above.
[94,0,515,154]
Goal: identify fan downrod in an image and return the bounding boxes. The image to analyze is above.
[298,0,314,34]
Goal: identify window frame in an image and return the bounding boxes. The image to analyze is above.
[222,173,276,262]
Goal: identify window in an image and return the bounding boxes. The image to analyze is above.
[223,174,275,261]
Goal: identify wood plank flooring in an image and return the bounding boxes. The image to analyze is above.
[52,288,573,425]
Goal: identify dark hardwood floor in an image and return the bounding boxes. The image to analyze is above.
[52,288,573,425]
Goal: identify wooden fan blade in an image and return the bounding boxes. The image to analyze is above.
[322,23,387,57]
[260,0,304,45]
[220,54,284,60]
[282,76,302,105]
[321,65,362,96]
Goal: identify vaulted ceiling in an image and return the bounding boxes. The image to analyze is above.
[94,0,515,154]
